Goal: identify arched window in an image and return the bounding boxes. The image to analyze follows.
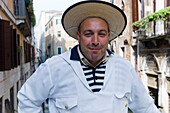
[144,55,159,106]
[144,55,158,72]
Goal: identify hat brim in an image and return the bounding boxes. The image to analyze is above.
[62,0,127,41]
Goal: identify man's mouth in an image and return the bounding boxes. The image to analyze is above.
[89,48,100,50]
[89,48,100,53]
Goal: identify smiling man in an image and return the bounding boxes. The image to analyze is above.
[77,17,110,67]
[18,1,160,113]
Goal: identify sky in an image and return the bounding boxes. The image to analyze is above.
[33,0,77,26]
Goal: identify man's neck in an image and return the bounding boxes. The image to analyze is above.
[77,46,109,68]
[89,57,104,67]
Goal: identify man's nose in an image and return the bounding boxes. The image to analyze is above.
[91,34,99,45]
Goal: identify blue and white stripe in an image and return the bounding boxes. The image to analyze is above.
[81,62,106,92]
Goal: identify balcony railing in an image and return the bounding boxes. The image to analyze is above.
[137,16,170,38]
[14,0,31,37]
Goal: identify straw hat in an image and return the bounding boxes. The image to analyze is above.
[62,0,127,41]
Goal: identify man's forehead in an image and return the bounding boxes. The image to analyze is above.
[80,17,108,25]
[79,17,109,30]
[83,29,108,33]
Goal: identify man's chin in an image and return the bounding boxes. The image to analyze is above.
[91,57,101,62]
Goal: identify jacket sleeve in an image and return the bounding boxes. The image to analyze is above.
[17,61,53,113]
[128,65,160,113]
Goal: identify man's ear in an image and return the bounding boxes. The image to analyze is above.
[77,31,80,42]
[108,32,110,40]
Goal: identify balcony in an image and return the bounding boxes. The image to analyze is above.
[138,17,170,43]
[14,0,31,37]
[132,6,170,40]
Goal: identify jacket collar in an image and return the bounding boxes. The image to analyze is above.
[70,45,80,61]
[68,45,114,93]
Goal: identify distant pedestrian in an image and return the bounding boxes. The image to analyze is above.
[33,67,36,73]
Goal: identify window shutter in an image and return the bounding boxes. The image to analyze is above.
[23,41,26,63]
[0,19,11,71]
[26,42,29,63]
[17,35,20,65]
[132,0,139,22]
[28,43,31,62]
[32,46,35,61]
[10,26,14,68]
[0,19,5,71]
[13,29,18,67]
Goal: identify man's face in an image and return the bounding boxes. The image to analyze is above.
[77,18,110,66]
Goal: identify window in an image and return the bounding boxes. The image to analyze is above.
[45,27,48,32]
[49,16,51,20]
[56,19,58,24]
[59,19,61,24]
[24,41,30,63]
[148,87,158,107]
[0,19,12,71]
[51,21,53,26]
[120,47,125,58]
[10,87,14,111]
[144,55,158,72]
[132,0,139,22]
[0,97,2,113]
[17,81,19,104]
[10,26,14,69]
[69,47,72,50]
[57,47,62,54]
[58,31,61,37]
[49,24,50,28]
[17,81,19,93]
[13,29,18,67]
[17,35,20,65]
[14,0,19,16]
[56,19,61,24]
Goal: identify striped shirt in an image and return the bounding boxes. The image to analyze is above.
[77,46,109,92]
[81,62,106,92]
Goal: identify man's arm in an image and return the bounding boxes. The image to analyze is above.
[128,66,160,113]
[17,61,53,113]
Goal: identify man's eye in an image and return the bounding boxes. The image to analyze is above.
[99,33,106,37]
[84,33,92,37]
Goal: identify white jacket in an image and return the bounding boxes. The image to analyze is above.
[17,46,160,113]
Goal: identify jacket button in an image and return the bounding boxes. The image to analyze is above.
[125,104,128,107]
[65,106,68,109]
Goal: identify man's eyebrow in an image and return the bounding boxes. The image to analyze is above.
[83,29,108,33]
[99,29,107,32]
[83,30,93,34]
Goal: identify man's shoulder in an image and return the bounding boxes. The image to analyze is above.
[44,51,70,66]
[109,53,133,68]
[110,53,130,63]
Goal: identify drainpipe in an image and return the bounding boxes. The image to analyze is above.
[137,35,140,72]
[137,30,141,73]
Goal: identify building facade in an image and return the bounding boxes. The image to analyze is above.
[35,10,63,63]
[0,0,35,112]
[110,0,170,112]
[136,1,170,113]
[45,11,77,58]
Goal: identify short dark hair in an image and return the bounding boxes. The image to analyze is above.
[78,16,110,33]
